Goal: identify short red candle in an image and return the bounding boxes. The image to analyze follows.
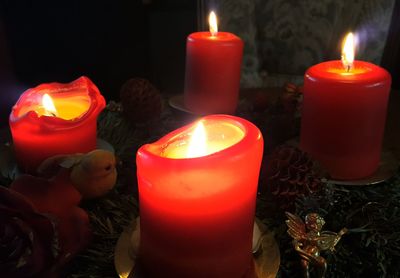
[184,12,243,114]
[136,115,263,278]
[9,76,105,173]
[300,60,391,179]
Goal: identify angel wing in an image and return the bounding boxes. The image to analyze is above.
[318,228,347,251]
[285,212,307,241]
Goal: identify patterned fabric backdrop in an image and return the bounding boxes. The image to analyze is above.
[203,0,395,87]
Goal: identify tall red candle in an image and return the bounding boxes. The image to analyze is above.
[136,115,263,278]
[300,33,391,179]
[9,76,105,173]
[184,12,243,114]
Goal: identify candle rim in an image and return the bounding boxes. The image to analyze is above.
[306,60,391,84]
[137,114,262,162]
[188,32,242,43]
[9,76,105,129]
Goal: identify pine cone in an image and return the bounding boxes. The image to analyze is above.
[120,78,163,123]
[262,145,322,211]
[281,83,302,114]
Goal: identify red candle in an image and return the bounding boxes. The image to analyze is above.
[136,115,263,278]
[300,33,391,179]
[184,11,243,114]
[9,76,105,173]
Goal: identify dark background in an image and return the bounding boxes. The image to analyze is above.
[0,0,399,127]
[382,0,400,91]
[0,0,197,125]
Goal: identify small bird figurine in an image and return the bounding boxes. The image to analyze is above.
[70,150,117,199]
[38,149,117,199]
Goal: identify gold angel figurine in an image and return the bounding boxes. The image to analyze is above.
[285,212,347,278]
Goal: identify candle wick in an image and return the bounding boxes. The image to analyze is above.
[346,65,351,73]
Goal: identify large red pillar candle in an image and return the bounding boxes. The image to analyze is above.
[136,115,263,278]
[300,33,391,180]
[184,12,243,114]
[9,76,105,173]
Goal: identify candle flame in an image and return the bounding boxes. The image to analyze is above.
[187,121,207,158]
[42,94,58,116]
[341,32,355,72]
[209,11,218,37]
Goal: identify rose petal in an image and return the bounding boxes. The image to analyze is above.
[2,175,91,276]
[0,187,59,277]
[11,217,48,277]
[0,214,57,277]
[0,209,56,254]
[55,207,91,266]
[7,229,26,260]
[34,269,59,278]
[10,174,81,215]
[0,222,26,261]
[0,186,36,213]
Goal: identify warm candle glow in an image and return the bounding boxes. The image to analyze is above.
[187,121,207,158]
[162,120,245,159]
[42,94,58,116]
[209,11,218,37]
[341,32,355,72]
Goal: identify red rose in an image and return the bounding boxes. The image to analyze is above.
[0,187,57,277]
[1,173,91,277]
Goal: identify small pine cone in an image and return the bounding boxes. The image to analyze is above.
[280,82,304,114]
[106,101,123,113]
[120,78,163,122]
[262,145,322,211]
[284,82,298,94]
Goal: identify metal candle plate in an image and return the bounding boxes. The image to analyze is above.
[323,151,398,186]
[114,217,280,278]
[285,138,399,186]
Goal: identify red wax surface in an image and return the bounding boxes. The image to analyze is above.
[136,115,263,278]
[300,61,391,179]
[9,76,105,173]
[184,32,243,114]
